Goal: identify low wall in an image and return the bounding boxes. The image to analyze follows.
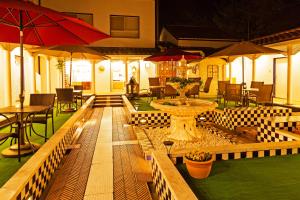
[123,95,292,131]
[258,115,300,142]
[0,96,95,200]
[151,152,197,200]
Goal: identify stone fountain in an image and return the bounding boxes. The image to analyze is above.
[150,57,217,141]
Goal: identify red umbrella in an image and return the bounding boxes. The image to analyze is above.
[144,48,202,61]
[0,0,109,108]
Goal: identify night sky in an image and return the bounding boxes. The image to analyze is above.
[159,0,300,39]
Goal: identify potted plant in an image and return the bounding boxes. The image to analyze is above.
[185,150,213,179]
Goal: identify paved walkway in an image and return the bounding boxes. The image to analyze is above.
[42,107,152,200]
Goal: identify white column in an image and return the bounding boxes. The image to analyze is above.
[6,47,12,106]
[47,57,51,93]
[287,44,292,104]
[92,60,96,94]
[229,62,232,83]
[252,56,256,81]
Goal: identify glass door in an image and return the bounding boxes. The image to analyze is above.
[111,60,125,92]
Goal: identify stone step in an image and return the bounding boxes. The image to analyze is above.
[93,103,123,107]
[95,99,123,103]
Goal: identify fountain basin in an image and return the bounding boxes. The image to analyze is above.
[150,99,217,141]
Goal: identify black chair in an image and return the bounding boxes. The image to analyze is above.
[0,114,19,160]
[28,94,56,142]
[56,88,77,115]
[0,114,18,145]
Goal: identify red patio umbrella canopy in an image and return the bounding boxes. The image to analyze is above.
[0,0,109,46]
[144,48,202,61]
[0,0,110,108]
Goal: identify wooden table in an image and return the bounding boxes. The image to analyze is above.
[0,105,49,160]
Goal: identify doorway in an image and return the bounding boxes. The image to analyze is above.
[111,60,126,92]
[273,57,287,103]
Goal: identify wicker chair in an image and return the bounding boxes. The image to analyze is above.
[200,77,213,94]
[164,84,177,98]
[224,84,243,107]
[0,114,18,145]
[148,77,162,99]
[249,81,264,97]
[186,77,201,98]
[28,94,56,142]
[56,88,77,115]
[217,81,230,104]
[248,84,273,106]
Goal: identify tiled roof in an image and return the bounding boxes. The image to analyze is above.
[90,47,160,55]
[252,27,300,45]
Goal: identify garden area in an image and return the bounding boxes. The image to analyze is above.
[177,154,300,200]
[0,110,73,186]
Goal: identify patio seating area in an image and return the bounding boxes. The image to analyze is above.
[2,1,300,200]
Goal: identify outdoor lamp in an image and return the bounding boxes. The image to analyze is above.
[199,116,206,127]
[163,140,174,158]
[138,117,147,126]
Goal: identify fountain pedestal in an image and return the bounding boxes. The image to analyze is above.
[150,98,217,141]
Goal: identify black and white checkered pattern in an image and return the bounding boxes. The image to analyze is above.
[257,118,299,142]
[15,108,90,200]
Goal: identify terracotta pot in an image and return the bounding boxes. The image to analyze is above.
[185,157,213,179]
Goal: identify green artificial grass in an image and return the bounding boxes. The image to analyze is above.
[130,97,157,111]
[0,110,72,187]
[177,154,300,200]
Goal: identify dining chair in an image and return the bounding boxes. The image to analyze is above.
[224,83,243,107]
[164,84,177,98]
[56,88,77,115]
[28,93,56,142]
[199,77,213,95]
[186,77,201,98]
[248,84,273,106]
[217,80,230,104]
[249,81,264,97]
[0,114,18,146]
[148,77,162,99]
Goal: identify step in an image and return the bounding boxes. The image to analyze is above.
[93,103,123,107]
[94,99,123,103]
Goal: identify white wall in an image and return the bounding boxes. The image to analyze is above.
[197,58,226,97]
[139,61,156,90]
[49,57,62,93]
[40,0,155,48]
[0,48,9,107]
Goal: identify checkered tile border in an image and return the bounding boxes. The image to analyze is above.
[152,159,174,200]
[224,106,291,130]
[174,141,300,164]
[257,118,300,142]
[129,106,291,132]
[12,99,94,200]
[151,154,197,200]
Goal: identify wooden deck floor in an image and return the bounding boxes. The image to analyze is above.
[41,107,152,200]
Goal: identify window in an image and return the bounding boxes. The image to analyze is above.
[63,12,93,25]
[110,15,139,38]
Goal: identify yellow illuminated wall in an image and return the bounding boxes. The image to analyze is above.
[10,47,34,106]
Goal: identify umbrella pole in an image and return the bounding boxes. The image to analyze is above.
[70,53,73,86]
[242,56,245,88]
[19,12,25,109]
